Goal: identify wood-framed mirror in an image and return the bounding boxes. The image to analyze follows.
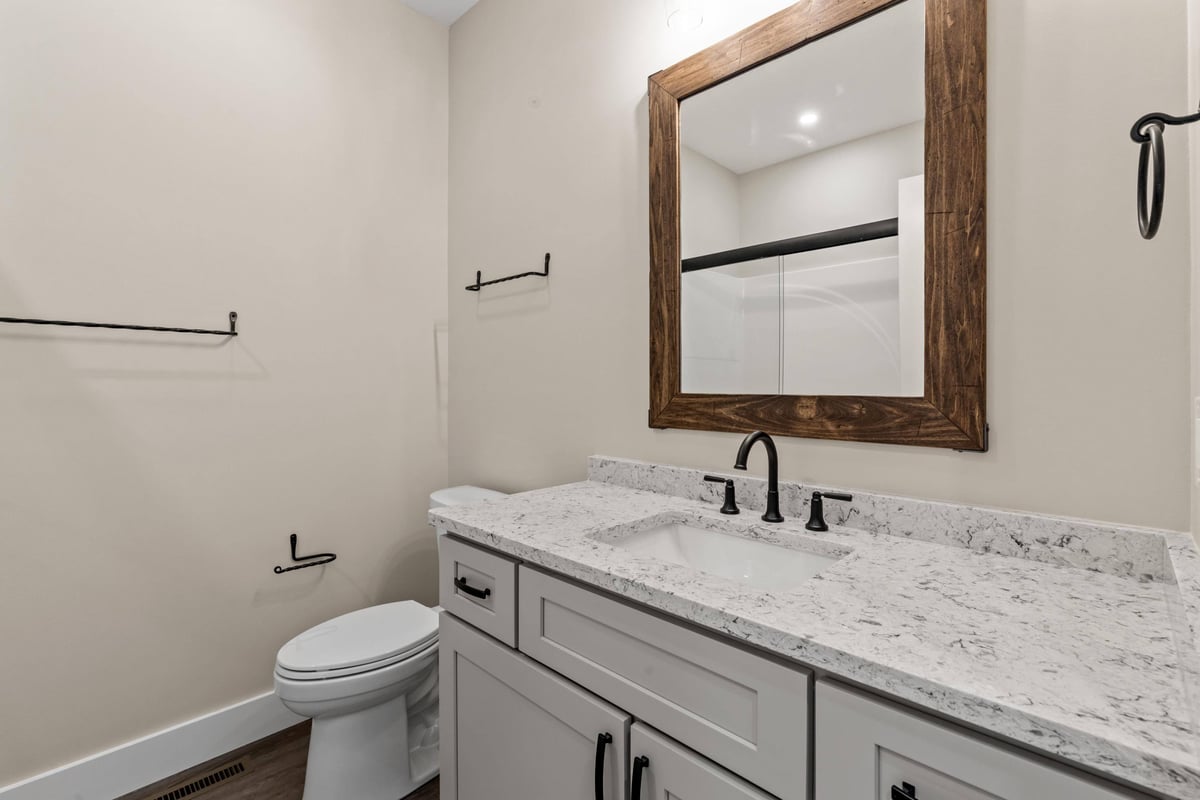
[648,0,986,450]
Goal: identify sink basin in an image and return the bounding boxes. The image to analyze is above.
[612,521,840,591]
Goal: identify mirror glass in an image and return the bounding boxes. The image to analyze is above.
[679,0,925,397]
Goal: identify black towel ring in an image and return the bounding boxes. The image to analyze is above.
[1136,122,1164,239]
[1130,107,1200,240]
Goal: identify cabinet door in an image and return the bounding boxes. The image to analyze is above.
[815,681,1148,799]
[629,724,779,800]
[519,566,810,799]
[440,612,631,800]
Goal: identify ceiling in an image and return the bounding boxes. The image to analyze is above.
[400,0,478,26]
[680,0,924,174]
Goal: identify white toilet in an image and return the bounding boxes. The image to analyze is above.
[274,485,507,800]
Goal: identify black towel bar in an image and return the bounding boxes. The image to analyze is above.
[0,311,238,337]
[465,253,551,291]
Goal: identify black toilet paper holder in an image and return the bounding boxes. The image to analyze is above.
[274,533,337,574]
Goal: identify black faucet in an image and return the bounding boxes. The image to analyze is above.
[733,431,784,523]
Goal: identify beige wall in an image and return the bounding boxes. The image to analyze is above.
[0,0,448,784]
[449,0,1192,532]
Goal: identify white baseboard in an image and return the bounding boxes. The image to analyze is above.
[0,692,304,800]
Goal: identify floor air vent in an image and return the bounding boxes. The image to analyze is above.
[150,760,246,800]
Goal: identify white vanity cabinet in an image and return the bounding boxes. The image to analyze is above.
[815,681,1148,799]
[439,613,630,799]
[438,536,1153,800]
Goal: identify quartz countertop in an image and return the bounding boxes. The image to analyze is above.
[430,463,1200,799]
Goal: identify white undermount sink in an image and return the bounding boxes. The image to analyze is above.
[613,521,841,591]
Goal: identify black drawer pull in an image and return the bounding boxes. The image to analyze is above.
[631,755,649,800]
[594,733,612,800]
[892,782,918,800]
[454,577,491,599]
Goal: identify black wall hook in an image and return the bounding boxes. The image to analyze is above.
[465,253,550,291]
[273,533,337,574]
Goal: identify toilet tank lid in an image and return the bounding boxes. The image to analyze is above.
[430,485,508,509]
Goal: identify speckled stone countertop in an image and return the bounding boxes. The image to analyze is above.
[430,457,1200,799]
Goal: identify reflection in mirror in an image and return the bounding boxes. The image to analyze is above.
[681,257,780,395]
[679,0,925,397]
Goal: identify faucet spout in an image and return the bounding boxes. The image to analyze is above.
[733,431,784,523]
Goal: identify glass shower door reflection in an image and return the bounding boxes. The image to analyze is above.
[680,256,780,395]
[780,238,922,397]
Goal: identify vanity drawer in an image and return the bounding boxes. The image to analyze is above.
[815,681,1147,799]
[518,566,810,800]
[439,536,518,647]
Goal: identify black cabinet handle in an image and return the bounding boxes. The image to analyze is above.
[594,733,612,800]
[891,782,918,800]
[631,755,649,800]
[454,577,491,599]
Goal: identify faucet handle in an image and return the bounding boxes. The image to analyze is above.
[703,475,740,515]
[805,490,853,531]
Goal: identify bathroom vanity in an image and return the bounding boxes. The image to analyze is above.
[433,457,1200,800]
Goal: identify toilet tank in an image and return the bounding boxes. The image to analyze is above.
[430,485,507,536]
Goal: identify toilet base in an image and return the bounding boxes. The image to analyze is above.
[301,692,438,800]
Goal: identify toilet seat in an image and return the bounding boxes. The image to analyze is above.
[274,639,439,708]
[276,601,438,681]
[276,638,438,681]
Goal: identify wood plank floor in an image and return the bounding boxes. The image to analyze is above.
[118,722,439,800]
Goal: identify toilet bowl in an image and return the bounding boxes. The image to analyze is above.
[274,485,507,800]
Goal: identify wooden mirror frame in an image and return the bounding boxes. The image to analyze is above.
[649,0,986,450]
